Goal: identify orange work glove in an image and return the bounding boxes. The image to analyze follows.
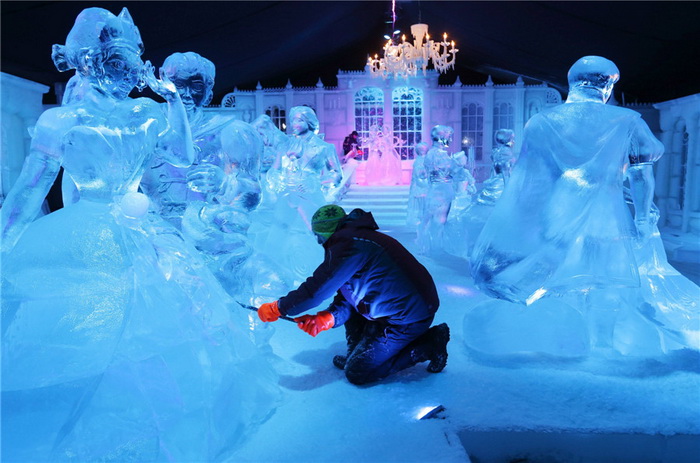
[294,311,335,337]
[258,300,281,322]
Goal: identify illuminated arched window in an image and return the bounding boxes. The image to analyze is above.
[493,102,514,142]
[461,102,484,161]
[392,86,423,159]
[354,87,384,159]
[265,105,286,131]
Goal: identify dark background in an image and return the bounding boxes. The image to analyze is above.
[3,0,700,104]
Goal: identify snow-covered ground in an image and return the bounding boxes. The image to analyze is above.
[229,228,700,463]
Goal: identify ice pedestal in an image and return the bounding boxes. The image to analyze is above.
[463,298,589,358]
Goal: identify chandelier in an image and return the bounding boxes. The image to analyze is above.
[367,23,458,79]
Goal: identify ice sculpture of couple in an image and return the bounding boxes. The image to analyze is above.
[413,125,476,256]
[0,8,279,462]
[467,56,699,359]
[248,106,343,286]
[363,124,403,186]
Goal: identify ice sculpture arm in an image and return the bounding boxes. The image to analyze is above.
[144,62,194,168]
[321,143,343,188]
[1,147,61,253]
[187,163,225,195]
[412,159,429,189]
[628,164,655,242]
[627,118,664,243]
[217,170,262,212]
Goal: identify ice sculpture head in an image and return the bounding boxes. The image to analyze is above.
[414,142,429,157]
[567,56,619,103]
[290,106,320,135]
[161,52,215,114]
[431,125,454,148]
[52,7,144,100]
[251,114,281,146]
[494,129,515,148]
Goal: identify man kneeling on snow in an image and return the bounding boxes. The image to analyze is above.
[258,205,449,385]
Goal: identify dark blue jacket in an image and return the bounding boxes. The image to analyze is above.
[279,209,439,326]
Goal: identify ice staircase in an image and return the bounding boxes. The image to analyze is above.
[337,184,410,228]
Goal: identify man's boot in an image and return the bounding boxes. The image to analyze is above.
[332,355,347,370]
[411,323,450,373]
[426,323,450,373]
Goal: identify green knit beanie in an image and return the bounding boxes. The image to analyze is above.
[311,205,347,239]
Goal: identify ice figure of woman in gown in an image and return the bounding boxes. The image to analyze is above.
[363,124,403,185]
[467,56,698,357]
[443,146,477,259]
[0,8,278,462]
[461,129,518,256]
[406,142,430,228]
[417,125,462,255]
[478,129,517,205]
[279,105,343,204]
[250,106,339,286]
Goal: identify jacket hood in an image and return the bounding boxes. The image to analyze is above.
[338,208,379,231]
[321,209,378,248]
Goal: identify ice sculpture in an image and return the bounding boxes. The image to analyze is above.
[479,129,516,205]
[248,106,336,286]
[251,114,291,209]
[0,9,278,462]
[266,105,342,203]
[139,52,277,304]
[252,115,282,176]
[416,125,463,254]
[363,124,403,186]
[142,52,261,224]
[443,147,478,258]
[460,129,518,257]
[407,141,429,227]
[467,56,699,357]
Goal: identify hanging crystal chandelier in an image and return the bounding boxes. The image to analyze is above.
[367,22,458,79]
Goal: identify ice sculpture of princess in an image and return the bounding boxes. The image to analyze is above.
[416,125,462,254]
[443,147,477,259]
[479,129,516,205]
[250,106,338,285]
[266,105,343,205]
[363,124,403,186]
[467,56,698,357]
[460,129,517,256]
[0,8,278,461]
[140,52,274,303]
[407,142,429,227]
